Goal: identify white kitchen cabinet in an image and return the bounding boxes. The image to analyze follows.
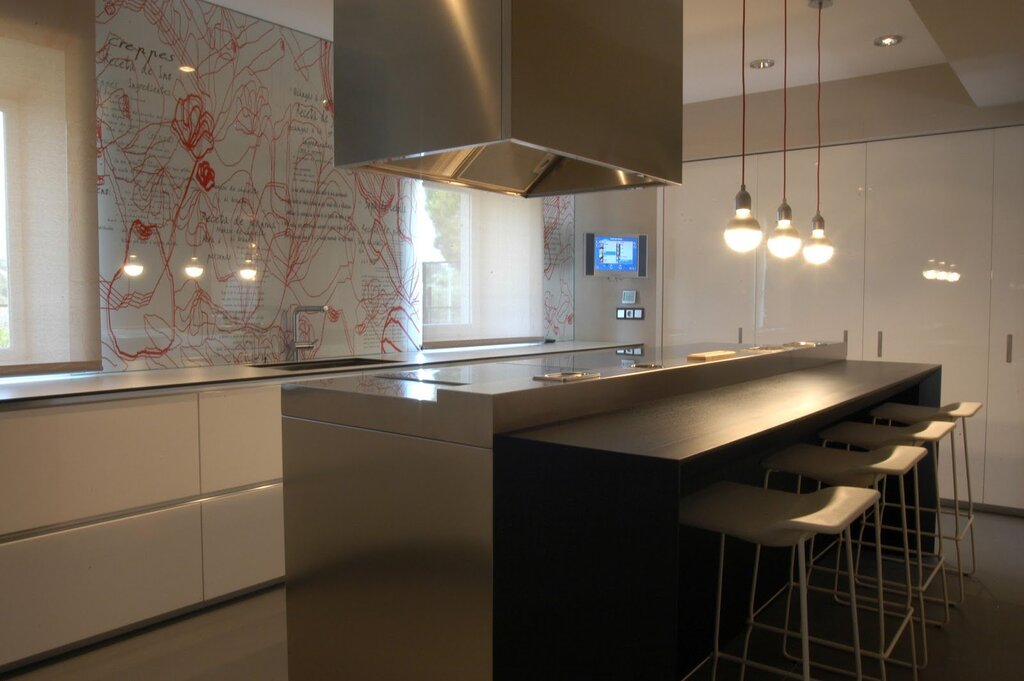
[863,130,994,499]
[201,483,285,600]
[0,394,200,535]
[198,386,282,493]
[983,126,1024,509]
[754,145,867,357]
[0,504,203,667]
[663,156,757,345]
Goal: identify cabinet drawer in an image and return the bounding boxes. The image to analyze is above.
[0,394,200,535]
[201,484,284,599]
[199,387,282,492]
[0,504,203,667]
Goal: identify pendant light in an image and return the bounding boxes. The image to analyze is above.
[803,1,835,265]
[184,255,204,278]
[724,0,763,253]
[767,0,802,259]
[122,253,144,277]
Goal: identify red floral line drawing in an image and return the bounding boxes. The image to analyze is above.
[195,160,216,192]
[131,219,159,240]
[171,94,215,159]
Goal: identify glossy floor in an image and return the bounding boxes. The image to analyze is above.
[3,512,1023,681]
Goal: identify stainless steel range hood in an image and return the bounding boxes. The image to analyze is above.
[333,0,682,197]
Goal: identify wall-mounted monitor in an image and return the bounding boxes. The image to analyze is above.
[584,233,647,277]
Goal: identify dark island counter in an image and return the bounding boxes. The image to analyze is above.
[280,343,939,681]
[494,359,940,680]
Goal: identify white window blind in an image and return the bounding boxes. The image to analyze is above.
[417,183,544,346]
[0,2,99,376]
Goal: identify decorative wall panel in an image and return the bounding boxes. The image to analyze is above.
[542,195,574,340]
[95,0,420,369]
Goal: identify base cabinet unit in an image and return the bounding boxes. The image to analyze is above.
[663,157,756,346]
[0,505,204,667]
[665,126,1024,509]
[201,483,285,600]
[753,145,867,357]
[0,384,285,671]
[863,130,994,501]
[199,386,283,493]
[984,126,1024,509]
[0,393,201,535]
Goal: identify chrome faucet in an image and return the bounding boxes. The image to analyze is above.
[289,305,328,361]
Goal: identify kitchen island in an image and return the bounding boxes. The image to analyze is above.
[280,343,940,681]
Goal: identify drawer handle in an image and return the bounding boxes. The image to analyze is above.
[738,326,743,344]
[877,331,883,358]
[1009,334,1014,364]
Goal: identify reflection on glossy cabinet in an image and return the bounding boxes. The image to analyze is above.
[863,130,994,500]
[663,157,756,345]
[754,145,866,357]
[984,127,1024,509]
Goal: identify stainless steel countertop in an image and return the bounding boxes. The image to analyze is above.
[0,341,627,407]
[282,341,849,446]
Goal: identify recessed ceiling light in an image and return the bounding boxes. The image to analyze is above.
[178,64,196,73]
[749,58,775,70]
[874,34,903,47]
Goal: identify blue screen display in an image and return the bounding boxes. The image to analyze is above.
[593,235,639,273]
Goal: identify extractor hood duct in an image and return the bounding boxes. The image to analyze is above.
[333,0,682,197]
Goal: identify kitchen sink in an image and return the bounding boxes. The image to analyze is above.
[251,357,399,371]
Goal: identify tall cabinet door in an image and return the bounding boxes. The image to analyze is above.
[663,156,756,345]
[754,144,867,357]
[984,126,1024,509]
[863,130,994,499]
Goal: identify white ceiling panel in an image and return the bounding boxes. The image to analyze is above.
[683,0,947,103]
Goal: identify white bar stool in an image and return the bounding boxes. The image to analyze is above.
[679,481,879,681]
[763,444,926,677]
[871,401,982,601]
[818,420,954,628]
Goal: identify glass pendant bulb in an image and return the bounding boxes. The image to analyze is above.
[724,185,763,253]
[802,213,834,265]
[122,254,144,277]
[239,257,257,281]
[767,200,802,258]
[184,256,204,278]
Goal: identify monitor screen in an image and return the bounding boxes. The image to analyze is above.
[593,235,640,274]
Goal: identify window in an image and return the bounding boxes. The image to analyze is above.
[415,181,544,346]
[420,184,471,326]
[0,2,100,376]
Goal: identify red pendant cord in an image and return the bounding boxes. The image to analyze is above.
[741,0,747,186]
[816,3,822,214]
[782,0,787,200]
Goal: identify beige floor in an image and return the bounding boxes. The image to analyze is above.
[3,511,1023,681]
[2,588,287,681]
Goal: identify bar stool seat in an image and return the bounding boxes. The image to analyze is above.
[870,402,982,425]
[680,481,880,680]
[679,482,879,546]
[764,444,927,673]
[763,444,927,488]
[871,402,983,591]
[819,420,954,450]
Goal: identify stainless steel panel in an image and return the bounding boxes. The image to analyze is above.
[334,0,682,197]
[509,0,683,185]
[283,419,492,681]
[334,0,504,166]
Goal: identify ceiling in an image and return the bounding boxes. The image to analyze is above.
[682,0,946,103]
[211,0,1022,108]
